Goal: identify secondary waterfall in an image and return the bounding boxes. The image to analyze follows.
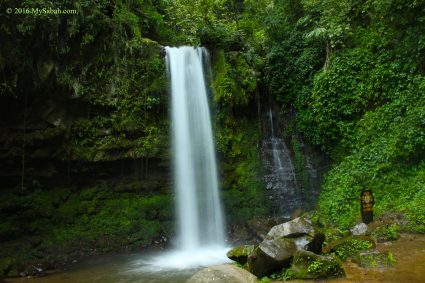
[145,46,228,270]
[262,109,300,215]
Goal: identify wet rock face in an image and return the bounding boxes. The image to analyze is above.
[186,264,257,283]
[261,137,321,216]
[262,138,302,215]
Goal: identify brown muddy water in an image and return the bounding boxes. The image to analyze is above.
[5,234,425,283]
[284,234,425,283]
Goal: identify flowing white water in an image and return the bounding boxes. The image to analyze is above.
[144,46,228,270]
[265,109,299,215]
[269,109,283,170]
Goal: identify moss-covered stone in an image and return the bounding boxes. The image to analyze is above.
[247,238,297,277]
[353,250,396,268]
[6,268,19,278]
[371,224,400,242]
[287,250,345,279]
[0,257,13,278]
[323,235,375,261]
[227,245,255,265]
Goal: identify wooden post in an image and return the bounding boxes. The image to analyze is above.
[360,190,374,224]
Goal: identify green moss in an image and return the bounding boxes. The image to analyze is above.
[324,236,375,261]
[371,224,400,242]
[288,250,345,279]
[0,182,173,269]
[218,119,269,223]
[227,245,255,265]
[353,250,396,268]
[0,257,13,278]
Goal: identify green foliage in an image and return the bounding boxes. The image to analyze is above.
[212,50,260,108]
[319,81,425,229]
[354,250,396,268]
[0,257,13,278]
[306,258,342,277]
[302,49,405,155]
[258,276,272,283]
[266,0,425,232]
[217,118,269,223]
[1,0,170,162]
[164,0,239,46]
[334,239,374,261]
[258,268,291,282]
[0,183,173,264]
[371,224,400,242]
[307,259,322,273]
[282,268,295,280]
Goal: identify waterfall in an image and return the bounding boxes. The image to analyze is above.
[262,109,300,215]
[145,46,228,270]
[167,46,225,249]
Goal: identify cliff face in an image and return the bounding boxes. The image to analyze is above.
[0,41,174,264]
[0,2,174,264]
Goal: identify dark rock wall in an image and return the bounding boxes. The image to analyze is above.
[260,106,326,216]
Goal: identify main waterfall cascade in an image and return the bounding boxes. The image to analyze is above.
[167,46,225,249]
[145,46,228,270]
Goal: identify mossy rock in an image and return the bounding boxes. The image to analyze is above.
[247,238,297,277]
[0,257,13,278]
[370,224,400,242]
[6,268,19,278]
[287,250,345,279]
[324,227,350,243]
[227,245,255,265]
[323,235,375,261]
[353,250,396,268]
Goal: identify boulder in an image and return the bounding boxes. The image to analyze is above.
[247,237,297,277]
[287,250,345,279]
[350,223,368,236]
[266,217,314,240]
[322,235,376,261]
[186,264,257,283]
[266,216,325,254]
[246,218,280,240]
[226,245,255,265]
[293,235,312,250]
[353,250,396,268]
[306,232,326,254]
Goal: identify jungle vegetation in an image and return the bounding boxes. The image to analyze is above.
[0,0,424,272]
